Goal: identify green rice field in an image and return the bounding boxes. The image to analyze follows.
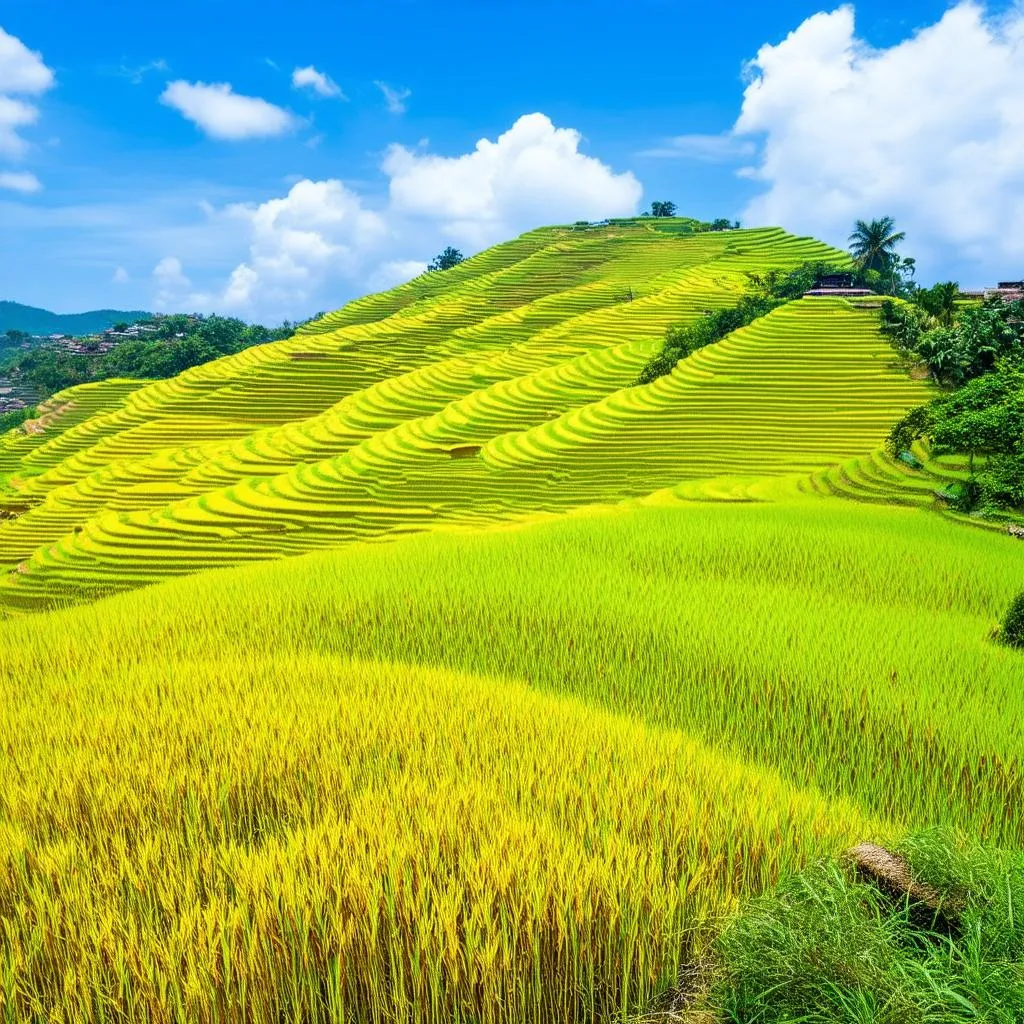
[1,218,1021,1022]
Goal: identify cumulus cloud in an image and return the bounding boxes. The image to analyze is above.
[155,112,641,319]
[384,112,642,246]
[203,178,388,311]
[0,26,53,94]
[734,2,1024,280]
[160,81,299,140]
[112,266,130,284]
[0,169,41,192]
[153,256,191,308]
[0,26,53,159]
[292,66,344,99]
[366,259,429,292]
[639,132,756,161]
[374,81,411,114]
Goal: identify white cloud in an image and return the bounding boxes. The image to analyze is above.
[0,169,41,192]
[149,112,642,319]
[292,66,344,99]
[112,265,130,284]
[197,178,388,311]
[366,259,429,291]
[153,255,191,308]
[734,2,1024,281]
[374,81,411,114]
[0,26,53,159]
[160,81,299,140]
[383,112,642,246]
[0,26,53,94]
[639,132,756,161]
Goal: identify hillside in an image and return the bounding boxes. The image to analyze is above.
[0,220,932,611]
[0,300,151,338]
[2,498,1022,1022]
[2,217,1022,1023]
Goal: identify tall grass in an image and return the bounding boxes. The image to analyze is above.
[1,498,1022,1020]
[713,829,1024,1023]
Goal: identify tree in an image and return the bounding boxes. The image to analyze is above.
[848,217,907,274]
[427,246,465,272]
[914,281,959,326]
[887,367,1024,510]
[711,218,733,231]
[649,201,677,218]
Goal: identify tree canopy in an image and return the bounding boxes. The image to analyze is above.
[880,295,1024,386]
[848,217,906,273]
[649,201,677,218]
[1,314,296,399]
[427,247,466,272]
[888,366,1024,512]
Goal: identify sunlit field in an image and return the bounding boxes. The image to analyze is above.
[1,220,1020,1022]
[2,499,1021,1022]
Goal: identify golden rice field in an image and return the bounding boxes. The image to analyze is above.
[1,219,1021,1022]
[0,220,930,610]
[2,502,1022,1022]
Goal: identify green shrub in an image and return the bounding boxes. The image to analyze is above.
[1002,591,1024,649]
[711,830,1024,1023]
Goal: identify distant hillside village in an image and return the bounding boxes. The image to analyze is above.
[5,314,189,354]
[1,313,298,417]
[0,315,181,414]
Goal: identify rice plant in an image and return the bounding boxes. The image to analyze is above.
[1,498,1021,1021]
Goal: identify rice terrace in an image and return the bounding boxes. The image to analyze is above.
[2,4,1024,1023]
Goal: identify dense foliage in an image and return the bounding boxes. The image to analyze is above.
[712,830,1024,1024]
[888,367,1023,513]
[881,294,1024,386]
[848,216,917,296]
[1,313,295,398]
[1004,591,1024,649]
[426,246,465,271]
[0,405,37,433]
[883,286,1024,516]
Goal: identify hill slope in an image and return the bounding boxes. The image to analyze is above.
[0,300,151,337]
[0,220,930,611]
[2,497,1022,1022]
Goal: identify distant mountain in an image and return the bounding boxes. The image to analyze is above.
[0,301,151,338]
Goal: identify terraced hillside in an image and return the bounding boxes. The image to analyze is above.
[0,220,931,611]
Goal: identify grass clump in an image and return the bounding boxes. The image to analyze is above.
[1002,591,1024,649]
[711,830,1024,1023]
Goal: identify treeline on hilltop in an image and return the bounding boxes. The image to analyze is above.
[0,313,302,430]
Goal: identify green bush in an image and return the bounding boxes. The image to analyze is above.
[710,830,1024,1024]
[1003,591,1024,649]
[0,405,37,434]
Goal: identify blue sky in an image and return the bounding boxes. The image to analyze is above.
[1,0,1022,321]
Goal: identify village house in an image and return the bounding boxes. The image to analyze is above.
[958,281,1023,301]
[804,272,873,297]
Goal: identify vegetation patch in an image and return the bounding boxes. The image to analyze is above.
[1002,590,1024,649]
[704,831,1024,1024]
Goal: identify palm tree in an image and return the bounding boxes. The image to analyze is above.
[848,217,906,273]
